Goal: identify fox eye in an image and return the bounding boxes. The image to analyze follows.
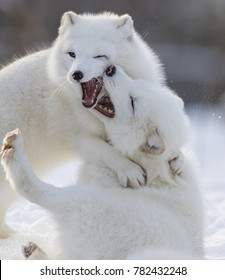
[130,96,135,114]
[93,55,108,59]
[68,52,76,58]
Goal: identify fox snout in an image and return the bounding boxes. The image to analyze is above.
[106,65,116,77]
[72,70,84,81]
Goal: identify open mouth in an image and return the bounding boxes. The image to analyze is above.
[81,77,102,108]
[81,77,115,118]
[95,93,115,118]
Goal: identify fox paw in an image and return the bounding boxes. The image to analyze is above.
[23,242,39,259]
[169,152,184,176]
[116,159,146,188]
[1,129,22,165]
[22,241,47,260]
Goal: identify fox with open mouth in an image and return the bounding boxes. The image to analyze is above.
[0,65,203,260]
[0,11,165,238]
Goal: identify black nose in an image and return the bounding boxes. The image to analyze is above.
[72,71,84,81]
[106,65,116,77]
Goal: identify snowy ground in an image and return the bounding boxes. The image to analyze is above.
[0,105,224,260]
[188,105,225,259]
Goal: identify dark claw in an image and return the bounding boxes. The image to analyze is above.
[22,241,38,259]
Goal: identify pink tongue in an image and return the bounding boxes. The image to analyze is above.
[82,78,98,108]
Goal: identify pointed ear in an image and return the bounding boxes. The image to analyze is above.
[176,95,184,109]
[117,14,134,41]
[140,128,166,155]
[59,11,78,36]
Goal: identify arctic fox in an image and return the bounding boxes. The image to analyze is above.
[0,11,164,238]
[1,66,204,259]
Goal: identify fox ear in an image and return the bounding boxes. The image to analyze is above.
[140,128,166,155]
[176,96,184,109]
[117,14,134,41]
[59,11,78,35]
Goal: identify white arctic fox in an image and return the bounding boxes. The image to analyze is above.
[1,66,204,259]
[0,11,165,238]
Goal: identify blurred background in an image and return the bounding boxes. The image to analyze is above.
[0,0,225,259]
[1,0,225,106]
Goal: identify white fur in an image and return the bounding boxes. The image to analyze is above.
[0,11,164,237]
[1,68,204,259]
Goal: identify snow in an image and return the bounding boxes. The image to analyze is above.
[0,105,225,260]
[188,105,225,259]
